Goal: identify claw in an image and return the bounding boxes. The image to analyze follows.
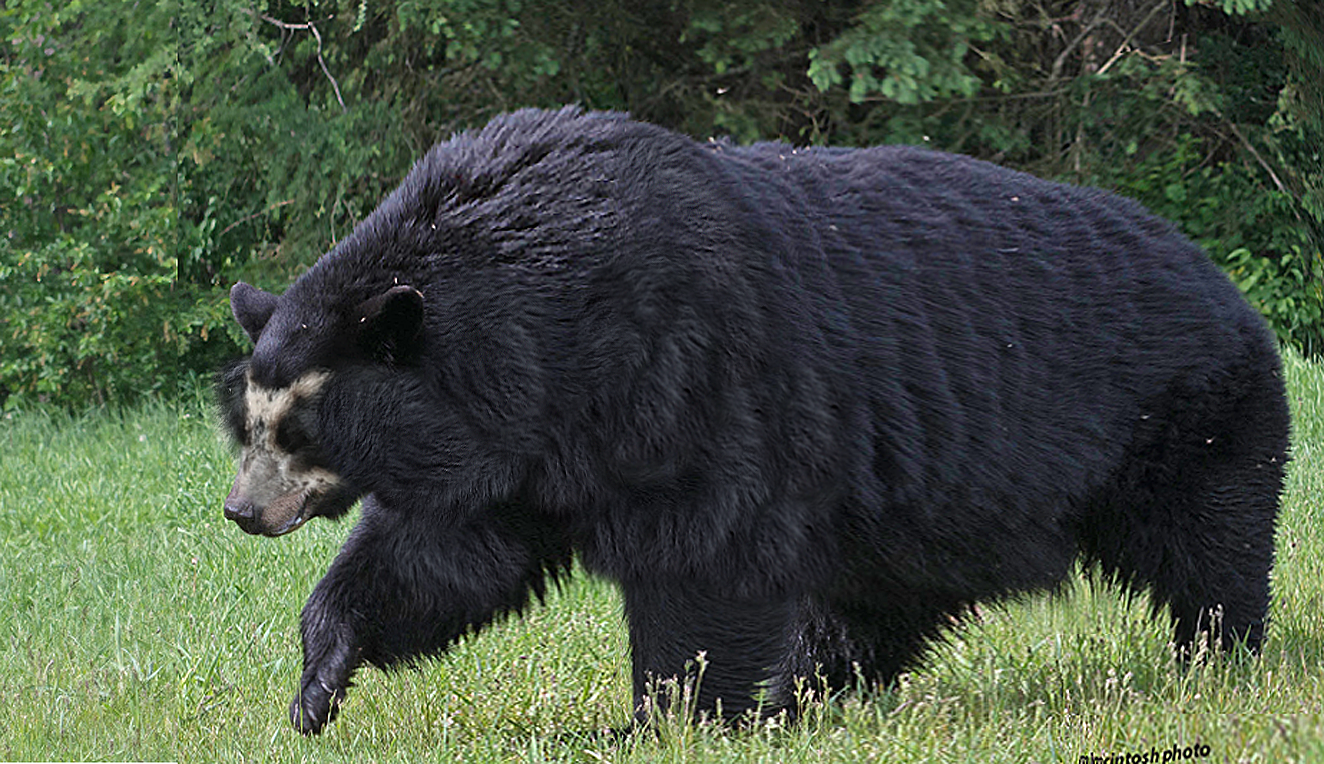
[290,679,344,735]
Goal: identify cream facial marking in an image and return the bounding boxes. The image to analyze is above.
[229,369,343,535]
[245,369,332,437]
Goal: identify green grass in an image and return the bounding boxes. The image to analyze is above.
[2,350,1323,763]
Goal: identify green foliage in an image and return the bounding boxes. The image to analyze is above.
[0,0,209,406]
[2,0,1321,408]
[1226,246,1324,354]
[807,0,997,105]
[1189,0,1275,15]
[1092,132,1324,355]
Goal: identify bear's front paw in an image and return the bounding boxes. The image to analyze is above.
[290,676,346,735]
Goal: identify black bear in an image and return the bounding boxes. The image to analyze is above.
[218,107,1289,735]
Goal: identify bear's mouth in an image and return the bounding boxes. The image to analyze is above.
[249,480,359,537]
[269,508,310,536]
[262,486,315,537]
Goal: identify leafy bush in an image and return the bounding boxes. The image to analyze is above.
[2,0,1320,409]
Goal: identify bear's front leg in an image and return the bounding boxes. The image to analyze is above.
[288,497,572,734]
[622,579,799,725]
[291,599,359,734]
[290,523,379,735]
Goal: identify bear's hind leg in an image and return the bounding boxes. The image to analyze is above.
[1084,367,1289,657]
[776,593,963,705]
[1150,456,1284,656]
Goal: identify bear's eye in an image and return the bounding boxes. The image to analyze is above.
[275,419,313,453]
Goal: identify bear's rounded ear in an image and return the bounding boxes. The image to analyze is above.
[231,282,279,344]
[355,285,425,363]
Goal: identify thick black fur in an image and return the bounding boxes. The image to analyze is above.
[219,107,1289,734]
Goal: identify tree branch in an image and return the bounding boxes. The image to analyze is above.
[218,199,295,238]
[242,8,347,113]
[1050,14,1106,82]
[1096,0,1171,77]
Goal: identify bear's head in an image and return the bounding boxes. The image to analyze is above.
[218,280,425,536]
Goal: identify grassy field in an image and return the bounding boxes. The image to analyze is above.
[1,350,1322,763]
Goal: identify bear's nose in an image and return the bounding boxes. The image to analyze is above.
[224,498,265,535]
[224,500,254,522]
[224,482,261,534]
